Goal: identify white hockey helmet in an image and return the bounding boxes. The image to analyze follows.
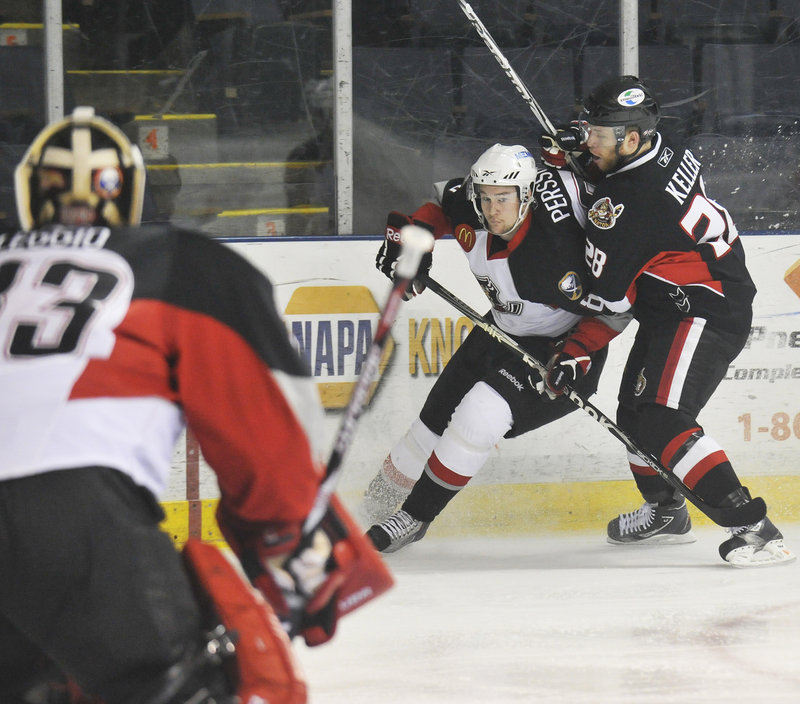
[466,143,537,236]
[15,106,145,229]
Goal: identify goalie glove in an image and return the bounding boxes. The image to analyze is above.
[376,211,434,300]
[227,496,394,648]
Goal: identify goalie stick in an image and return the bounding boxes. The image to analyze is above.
[304,224,435,533]
[265,225,436,642]
[455,0,591,181]
[422,273,768,528]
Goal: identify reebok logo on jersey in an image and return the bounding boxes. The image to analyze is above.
[588,197,624,229]
[658,148,674,167]
[455,224,476,252]
[558,271,583,301]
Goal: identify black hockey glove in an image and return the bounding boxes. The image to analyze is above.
[539,123,586,170]
[376,211,434,300]
[543,338,593,397]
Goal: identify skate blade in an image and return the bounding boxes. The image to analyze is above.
[724,539,797,568]
[606,531,697,546]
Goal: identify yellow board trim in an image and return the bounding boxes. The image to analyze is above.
[160,475,800,547]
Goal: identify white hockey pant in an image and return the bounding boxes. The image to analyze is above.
[429,381,513,484]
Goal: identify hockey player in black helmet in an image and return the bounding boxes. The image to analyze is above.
[541,76,795,567]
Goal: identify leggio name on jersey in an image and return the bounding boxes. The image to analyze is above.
[0,225,111,250]
[664,149,701,205]
[535,169,571,223]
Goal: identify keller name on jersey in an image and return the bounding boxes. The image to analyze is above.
[664,149,701,206]
[0,225,110,250]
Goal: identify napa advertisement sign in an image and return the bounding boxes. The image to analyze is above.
[167,234,800,502]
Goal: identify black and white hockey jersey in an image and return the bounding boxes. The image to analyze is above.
[0,223,323,529]
[414,167,598,339]
[580,132,756,332]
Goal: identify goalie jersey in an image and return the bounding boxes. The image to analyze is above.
[0,222,323,527]
[414,166,598,338]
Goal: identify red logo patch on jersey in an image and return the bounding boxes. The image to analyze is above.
[588,197,624,229]
[454,224,476,252]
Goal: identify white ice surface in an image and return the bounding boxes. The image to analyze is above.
[296,526,800,703]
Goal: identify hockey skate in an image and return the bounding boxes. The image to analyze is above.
[358,471,412,527]
[719,517,796,567]
[607,498,696,545]
[367,510,429,553]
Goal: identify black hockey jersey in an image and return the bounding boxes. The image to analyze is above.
[415,167,599,338]
[0,222,323,529]
[580,132,756,332]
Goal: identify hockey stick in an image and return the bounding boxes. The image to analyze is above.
[303,225,435,534]
[455,0,591,181]
[422,273,767,528]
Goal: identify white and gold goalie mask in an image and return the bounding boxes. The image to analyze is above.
[15,106,145,229]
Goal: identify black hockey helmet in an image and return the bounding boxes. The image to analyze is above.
[580,75,660,142]
[15,106,145,229]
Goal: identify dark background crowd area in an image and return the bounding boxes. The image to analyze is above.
[0,0,798,234]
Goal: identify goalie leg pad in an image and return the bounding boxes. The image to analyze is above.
[183,539,308,704]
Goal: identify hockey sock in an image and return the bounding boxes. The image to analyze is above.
[402,470,459,523]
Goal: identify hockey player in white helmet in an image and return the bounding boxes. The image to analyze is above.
[0,107,393,703]
[364,143,628,553]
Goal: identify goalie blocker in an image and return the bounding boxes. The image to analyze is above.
[221,494,393,649]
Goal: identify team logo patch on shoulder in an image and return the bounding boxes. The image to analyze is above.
[558,271,583,301]
[454,224,476,252]
[588,197,624,229]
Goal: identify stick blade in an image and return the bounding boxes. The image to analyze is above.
[710,496,767,528]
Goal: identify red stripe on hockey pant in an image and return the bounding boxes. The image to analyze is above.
[656,318,693,405]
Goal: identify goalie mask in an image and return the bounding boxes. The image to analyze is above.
[15,106,145,229]
[580,75,660,143]
[466,144,537,238]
